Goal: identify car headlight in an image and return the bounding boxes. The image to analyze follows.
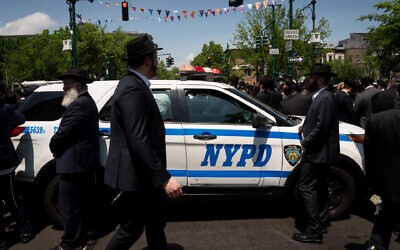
[347,134,365,144]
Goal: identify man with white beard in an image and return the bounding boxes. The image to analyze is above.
[50,67,100,250]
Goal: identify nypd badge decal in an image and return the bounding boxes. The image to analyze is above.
[284,145,303,167]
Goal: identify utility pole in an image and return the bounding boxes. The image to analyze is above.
[67,0,78,66]
[311,0,316,64]
[225,43,231,84]
[288,0,293,79]
[271,4,277,80]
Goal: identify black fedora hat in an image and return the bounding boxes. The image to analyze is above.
[122,34,163,60]
[305,63,337,77]
[60,66,94,84]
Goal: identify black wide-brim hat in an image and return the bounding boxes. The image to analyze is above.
[122,33,163,60]
[60,66,94,84]
[305,63,337,77]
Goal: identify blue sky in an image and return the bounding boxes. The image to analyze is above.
[0,0,382,68]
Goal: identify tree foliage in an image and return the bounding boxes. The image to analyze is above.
[1,23,134,84]
[157,60,179,80]
[232,6,331,79]
[191,41,226,70]
[359,0,400,76]
[327,60,366,82]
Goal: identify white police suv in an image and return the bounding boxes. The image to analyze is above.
[11,80,365,226]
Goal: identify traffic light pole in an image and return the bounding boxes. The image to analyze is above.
[311,0,316,64]
[288,0,293,79]
[272,4,277,80]
[67,0,78,66]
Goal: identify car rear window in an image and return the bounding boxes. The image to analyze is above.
[17,91,65,121]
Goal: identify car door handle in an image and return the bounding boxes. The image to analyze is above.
[193,134,217,140]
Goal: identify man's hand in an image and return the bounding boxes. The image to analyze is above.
[163,177,182,199]
[53,153,56,159]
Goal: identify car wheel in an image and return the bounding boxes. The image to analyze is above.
[292,165,356,219]
[43,175,63,228]
[328,166,356,219]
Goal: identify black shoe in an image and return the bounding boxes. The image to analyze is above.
[292,232,323,244]
[320,227,328,234]
[20,232,33,244]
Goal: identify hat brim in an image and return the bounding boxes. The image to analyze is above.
[122,47,163,61]
[60,74,94,84]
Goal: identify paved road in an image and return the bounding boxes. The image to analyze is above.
[6,198,400,250]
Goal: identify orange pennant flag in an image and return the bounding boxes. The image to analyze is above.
[190,10,195,18]
[114,2,120,7]
[255,2,261,10]
[264,0,268,8]
[140,8,144,13]
[216,8,221,15]
[164,17,168,22]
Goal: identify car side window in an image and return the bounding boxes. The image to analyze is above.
[17,91,65,121]
[184,89,255,124]
[99,89,172,122]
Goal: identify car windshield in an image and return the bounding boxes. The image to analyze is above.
[17,91,65,121]
[227,88,296,126]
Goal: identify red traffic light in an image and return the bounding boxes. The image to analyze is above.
[168,56,172,60]
[207,56,211,60]
[122,2,128,8]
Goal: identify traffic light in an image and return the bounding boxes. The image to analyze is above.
[229,0,244,7]
[262,35,268,46]
[166,56,174,67]
[207,56,211,66]
[170,57,174,66]
[256,36,261,48]
[122,1,129,21]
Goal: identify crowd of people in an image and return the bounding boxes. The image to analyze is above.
[0,32,399,250]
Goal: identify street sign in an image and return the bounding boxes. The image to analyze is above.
[284,29,299,40]
[288,56,304,63]
[62,40,72,51]
[310,32,321,43]
[285,41,292,52]
[269,48,279,55]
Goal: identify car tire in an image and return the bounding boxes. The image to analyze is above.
[328,166,356,219]
[43,175,63,228]
[292,165,356,220]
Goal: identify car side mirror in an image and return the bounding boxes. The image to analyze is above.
[252,113,275,128]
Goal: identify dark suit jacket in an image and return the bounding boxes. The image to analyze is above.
[302,89,339,164]
[371,84,398,114]
[354,86,380,128]
[256,89,282,110]
[280,91,312,116]
[0,102,25,170]
[49,92,99,174]
[335,91,355,124]
[364,108,400,206]
[104,71,171,192]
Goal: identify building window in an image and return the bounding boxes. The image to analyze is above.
[329,55,333,61]
[348,56,353,62]
[338,56,342,61]
[356,55,361,63]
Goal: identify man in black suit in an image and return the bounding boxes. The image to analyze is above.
[364,84,400,250]
[280,81,312,116]
[354,77,380,128]
[372,63,400,114]
[293,64,339,244]
[335,81,355,124]
[256,77,282,110]
[104,34,182,250]
[50,67,99,250]
[0,86,33,249]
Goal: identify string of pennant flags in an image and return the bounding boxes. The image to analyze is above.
[76,0,286,24]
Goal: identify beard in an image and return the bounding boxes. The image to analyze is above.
[61,88,79,107]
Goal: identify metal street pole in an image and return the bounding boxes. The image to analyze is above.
[288,0,293,79]
[272,4,277,80]
[68,0,78,66]
[311,0,316,64]
[226,43,231,83]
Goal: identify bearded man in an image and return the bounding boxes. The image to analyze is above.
[50,67,99,250]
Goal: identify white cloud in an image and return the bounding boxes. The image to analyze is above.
[176,53,195,68]
[0,12,57,36]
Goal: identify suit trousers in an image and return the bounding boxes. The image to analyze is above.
[58,172,96,247]
[106,189,167,250]
[298,162,330,233]
[367,202,400,250]
[0,171,32,242]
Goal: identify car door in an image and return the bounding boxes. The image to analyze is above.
[180,86,283,187]
[97,84,188,187]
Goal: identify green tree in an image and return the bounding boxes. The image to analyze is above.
[232,6,331,79]
[191,41,226,70]
[157,60,179,80]
[327,60,366,82]
[359,0,400,77]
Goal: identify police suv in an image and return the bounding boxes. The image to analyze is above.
[12,80,365,226]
